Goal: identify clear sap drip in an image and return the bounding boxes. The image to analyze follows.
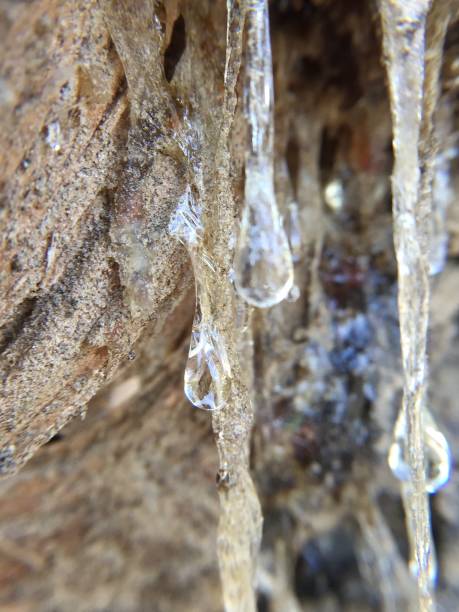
[184,306,232,411]
[245,0,273,158]
[168,187,203,248]
[424,412,452,494]
[380,0,444,605]
[286,284,300,303]
[388,408,452,495]
[234,161,294,307]
[233,0,293,308]
[170,188,232,411]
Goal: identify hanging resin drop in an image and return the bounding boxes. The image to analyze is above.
[184,301,232,411]
[379,0,446,605]
[388,408,452,495]
[233,0,293,308]
[170,188,232,412]
[423,409,452,493]
[234,160,294,307]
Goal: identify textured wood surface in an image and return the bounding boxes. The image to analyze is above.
[0,1,228,609]
[0,0,195,473]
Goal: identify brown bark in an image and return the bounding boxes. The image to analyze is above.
[0,1,222,608]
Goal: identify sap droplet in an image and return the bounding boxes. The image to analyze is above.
[45,120,61,152]
[234,162,293,308]
[169,184,233,412]
[388,421,410,482]
[184,305,231,412]
[324,179,344,212]
[423,410,452,494]
[286,284,300,302]
[233,0,293,308]
[168,187,203,247]
[388,408,451,494]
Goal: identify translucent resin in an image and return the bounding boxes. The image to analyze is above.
[233,0,293,308]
